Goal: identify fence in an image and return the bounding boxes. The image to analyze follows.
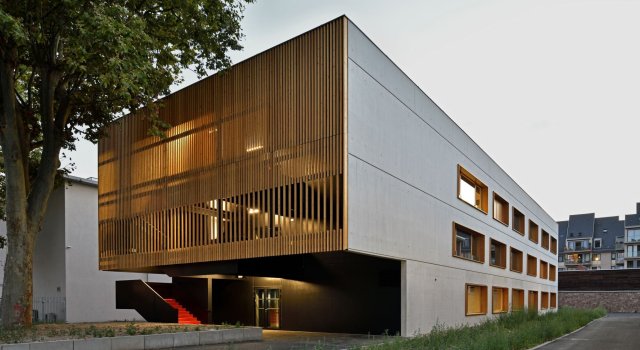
[0,296,66,323]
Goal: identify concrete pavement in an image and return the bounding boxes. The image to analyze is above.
[536,313,640,350]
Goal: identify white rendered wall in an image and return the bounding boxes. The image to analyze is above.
[346,20,558,336]
[63,180,170,323]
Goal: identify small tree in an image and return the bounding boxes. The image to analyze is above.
[0,0,252,327]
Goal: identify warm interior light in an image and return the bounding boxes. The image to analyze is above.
[248,208,260,214]
[237,275,244,279]
[246,145,263,152]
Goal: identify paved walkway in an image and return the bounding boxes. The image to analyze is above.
[537,313,640,350]
[194,329,389,350]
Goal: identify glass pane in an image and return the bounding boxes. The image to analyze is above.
[459,177,477,207]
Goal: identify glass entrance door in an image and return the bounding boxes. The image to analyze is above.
[255,288,280,329]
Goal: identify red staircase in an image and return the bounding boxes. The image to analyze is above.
[164,298,201,324]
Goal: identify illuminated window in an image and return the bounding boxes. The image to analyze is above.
[551,237,557,254]
[528,290,538,311]
[493,193,509,226]
[510,247,523,273]
[527,255,537,277]
[549,264,557,281]
[458,165,488,213]
[512,207,525,235]
[541,292,549,309]
[466,284,488,316]
[492,287,509,314]
[529,220,539,244]
[541,230,550,250]
[540,260,548,279]
[512,289,525,311]
[453,223,485,263]
[490,239,507,269]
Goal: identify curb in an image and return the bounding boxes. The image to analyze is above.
[0,327,262,350]
[527,317,602,350]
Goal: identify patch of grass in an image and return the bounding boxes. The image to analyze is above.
[370,307,606,350]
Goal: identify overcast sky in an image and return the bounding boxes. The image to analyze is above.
[70,0,640,221]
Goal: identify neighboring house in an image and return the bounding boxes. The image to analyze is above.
[0,176,169,323]
[97,17,558,336]
[557,203,640,271]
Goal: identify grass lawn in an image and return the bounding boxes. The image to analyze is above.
[0,321,238,344]
[372,307,606,350]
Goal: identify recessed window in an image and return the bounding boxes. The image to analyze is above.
[529,220,539,244]
[492,287,509,314]
[593,253,601,262]
[510,247,523,273]
[594,238,602,249]
[550,293,557,308]
[527,254,537,277]
[512,289,525,311]
[540,260,549,279]
[458,165,488,213]
[512,207,525,235]
[551,237,557,254]
[528,290,538,311]
[465,284,488,316]
[493,193,509,226]
[541,292,549,310]
[541,230,550,250]
[549,264,557,282]
[453,223,485,263]
[490,239,507,269]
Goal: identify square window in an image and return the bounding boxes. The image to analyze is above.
[490,239,507,269]
[466,284,488,315]
[453,223,485,263]
[493,193,509,226]
[512,289,525,311]
[527,254,537,277]
[594,239,602,249]
[541,230,550,250]
[458,165,488,213]
[512,207,525,235]
[528,290,538,311]
[510,247,523,273]
[529,220,539,244]
[492,287,509,314]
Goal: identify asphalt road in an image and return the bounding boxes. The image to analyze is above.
[536,313,640,350]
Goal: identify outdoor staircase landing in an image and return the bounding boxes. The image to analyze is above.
[164,298,201,325]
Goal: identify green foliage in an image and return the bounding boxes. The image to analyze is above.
[371,307,606,350]
[125,322,138,336]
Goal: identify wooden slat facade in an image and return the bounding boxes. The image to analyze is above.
[98,18,348,271]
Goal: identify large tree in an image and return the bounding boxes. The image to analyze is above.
[0,0,251,327]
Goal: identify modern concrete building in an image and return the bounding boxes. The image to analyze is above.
[99,17,558,336]
[557,203,640,271]
[0,176,169,323]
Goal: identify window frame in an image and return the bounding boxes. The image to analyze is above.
[549,264,557,282]
[529,220,539,244]
[528,290,538,311]
[457,165,489,214]
[512,207,525,235]
[512,288,525,311]
[594,238,602,249]
[527,254,537,277]
[492,193,510,226]
[540,260,549,279]
[550,292,557,308]
[551,236,558,254]
[465,283,488,316]
[492,287,509,314]
[510,247,524,273]
[489,239,507,269]
[452,223,486,264]
[541,291,549,310]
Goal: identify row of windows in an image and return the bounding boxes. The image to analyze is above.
[465,284,557,316]
[453,223,557,281]
[457,165,557,255]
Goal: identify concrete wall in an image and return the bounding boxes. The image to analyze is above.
[63,180,170,323]
[560,291,640,312]
[346,20,558,336]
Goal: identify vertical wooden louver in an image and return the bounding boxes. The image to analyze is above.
[98,17,347,271]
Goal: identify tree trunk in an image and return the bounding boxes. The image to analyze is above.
[0,217,35,327]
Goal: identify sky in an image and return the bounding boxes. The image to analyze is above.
[70,0,640,221]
